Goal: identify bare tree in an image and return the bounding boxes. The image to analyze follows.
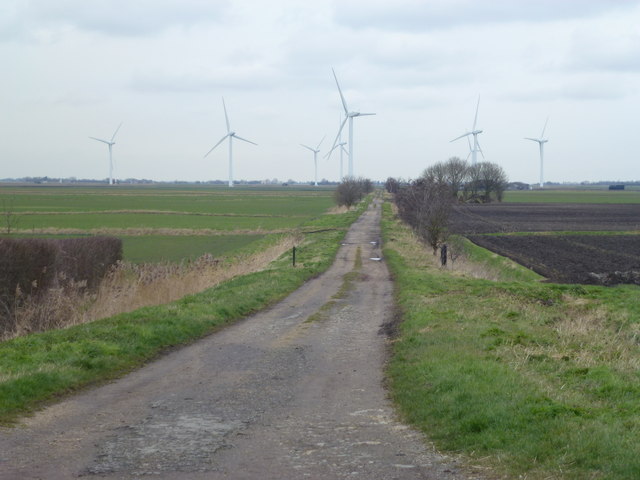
[334,177,373,207]
[395,178,453,254]
[2,198,20,234]
[423,157,470,199]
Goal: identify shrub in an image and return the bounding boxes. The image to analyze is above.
[334,177,373,207]
[0,236,122,336]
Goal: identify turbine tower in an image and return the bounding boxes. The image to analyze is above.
[525,117,549,188]
[326,141,348,182]
[89,123,122,185]
[330,68,375,178]
[300,136,325,186]
[451,96,484,165]
[325,115,348,182]
[204,97,257,187]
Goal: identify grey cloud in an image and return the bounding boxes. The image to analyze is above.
[129,67,282,93]
[335,0,639,32]
[20,0,229,37]
[505,78,630,102]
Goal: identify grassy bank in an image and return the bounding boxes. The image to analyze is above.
[0,200,367,425]
[382,202,640,479]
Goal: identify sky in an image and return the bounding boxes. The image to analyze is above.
[2,0,640,184]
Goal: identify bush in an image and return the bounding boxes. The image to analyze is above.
[395,178,453,254]
[334,177,373,207]
[0,236,122,336]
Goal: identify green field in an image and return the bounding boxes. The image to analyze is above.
[0,184,336,262]
[505,188,640,203]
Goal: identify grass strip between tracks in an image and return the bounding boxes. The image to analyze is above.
[381,201,640,480]
[0,200,369,425]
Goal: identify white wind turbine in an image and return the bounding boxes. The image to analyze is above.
[525,117,549,188]
[89,122,122,185]
[325,115,348,182]
[451,96,484,165]
[326,140,348,182]
[204,97,257,187]
[300,136,325,186]
[330,68,375,178]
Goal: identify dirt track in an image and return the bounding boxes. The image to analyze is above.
[0,201,484,479]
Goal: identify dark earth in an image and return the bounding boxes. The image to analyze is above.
[450,203,640,285]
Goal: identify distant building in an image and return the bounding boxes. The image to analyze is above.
[609,184,625,190]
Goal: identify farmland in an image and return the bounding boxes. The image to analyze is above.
[450,196,640,285]
[0,184,335,262]
[383,196,640,479]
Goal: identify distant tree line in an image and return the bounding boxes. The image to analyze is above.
[387,157,508,254]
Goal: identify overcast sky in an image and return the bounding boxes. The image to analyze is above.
[2,0,640,184]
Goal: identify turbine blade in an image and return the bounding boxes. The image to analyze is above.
[301,144,315,152]
[358,112,376,116]
[524,137,539,143]
[477,141,485,159]
[330,116,349,152]
[89,136,110,145]
[234,134,257,145]
[450,132,471,142]
[222,97,230,133]
[204,134,229,158]
[111,122,123,142]
[541,116,549,138]
[316,135,326,150]
[332,68,349,114]
[473,95,480,130]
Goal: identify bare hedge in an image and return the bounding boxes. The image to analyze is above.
[0,236,122,333]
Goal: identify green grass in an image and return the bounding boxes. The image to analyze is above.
[0,198,369,424]
[382,203,640,479]
[16,212,307,231]
[505,189,640,203]
[0,184,335,232]
[121,234,266,263]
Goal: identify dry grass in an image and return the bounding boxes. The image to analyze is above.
[4,234,299,340]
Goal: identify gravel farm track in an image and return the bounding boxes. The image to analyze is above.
[0,200,486,480]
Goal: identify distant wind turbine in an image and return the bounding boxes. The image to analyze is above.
[525,117,549,188]
[451,96,484,165]
[204,97,257,187]
[325,115,348,182]
[89,122,122,185]
[301,136,325,186]
[326,141,348,182]
[330,68,375,178]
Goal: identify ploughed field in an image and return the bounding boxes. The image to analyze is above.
[450,202,640,285]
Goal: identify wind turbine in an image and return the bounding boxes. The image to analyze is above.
[451,96,484,165]
[330,68,375,178]
[204,97,257,188]
[89,123,122,185]
[300,136,325,186]
[326,141,348,182]
[525,117,549,188]
[325,115,348,182]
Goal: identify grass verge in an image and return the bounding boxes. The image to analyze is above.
[0,200,368,425]
[382,201,640,479]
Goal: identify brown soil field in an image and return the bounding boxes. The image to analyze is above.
[450,203,640,285]
[467,234,640,285]
[450,203,640,234]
